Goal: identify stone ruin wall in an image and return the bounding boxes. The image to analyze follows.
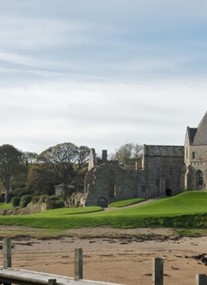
[84,161,146,206]
[72,145,185,207]
[143,145,185,198]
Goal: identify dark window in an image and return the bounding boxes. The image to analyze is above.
[109,183,116,198]
[166,188,172,196]
[97,197,108,208]
[192,152,196,159]
[196,170,203,187]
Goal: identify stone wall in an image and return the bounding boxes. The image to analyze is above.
[143,145,185,197]
[185,144,207,189]
[84,162,145,206]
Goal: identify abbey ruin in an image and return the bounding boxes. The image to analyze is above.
[76,111,207,207]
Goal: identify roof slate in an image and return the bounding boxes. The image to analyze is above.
[145,145,184,157]
[192,111,207,145]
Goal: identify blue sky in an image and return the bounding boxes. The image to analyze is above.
[0,0,207,155]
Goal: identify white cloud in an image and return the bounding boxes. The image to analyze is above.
[0,77,206,154]
[0,14,92,51]
[0,0,206,155]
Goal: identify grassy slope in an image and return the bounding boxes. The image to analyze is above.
[105,191,207,216]
[109,198,145,208]
[1,191,207,229]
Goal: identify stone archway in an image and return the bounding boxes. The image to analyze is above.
[97,196,108,208]
[165,188,172,196]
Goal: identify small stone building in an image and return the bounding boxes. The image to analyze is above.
[75,111,207,207]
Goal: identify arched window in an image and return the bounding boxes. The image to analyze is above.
[196,170,203,187]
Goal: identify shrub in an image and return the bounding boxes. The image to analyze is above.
[31,196,40,204]
[45,195,65,209]
[11,196,20,208]
[38,195,49,204]
[20,194,33,208]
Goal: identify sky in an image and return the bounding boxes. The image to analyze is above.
[0,0,207,156]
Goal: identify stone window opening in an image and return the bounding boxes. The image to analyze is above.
[196,170,203,187]
[192,152,196,159]
[109,183,116,198]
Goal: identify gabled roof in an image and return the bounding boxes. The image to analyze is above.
[192,111,207,145]
[187,127,197,144]
[144,145,184,157]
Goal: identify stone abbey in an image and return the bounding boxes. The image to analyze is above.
[72,111,207,207]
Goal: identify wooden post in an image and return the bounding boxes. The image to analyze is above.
[3,238,12,268]
[48,279,56,285]
[74,248,83,280]
[153,257,163,285]
[196,274,207,285]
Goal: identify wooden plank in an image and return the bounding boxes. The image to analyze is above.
[48,279,56,285]
[0,268,122,285]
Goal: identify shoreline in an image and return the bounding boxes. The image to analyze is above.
[0,226,207,284]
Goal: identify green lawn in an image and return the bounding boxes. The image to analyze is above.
[0,203,12,210]
[105,191,207,216]
[109,198,145,208]
[1,191,207,229]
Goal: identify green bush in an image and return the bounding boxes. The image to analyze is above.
[11,197,20,208]
[20,194,33,208]
[45,195,65,209]
[32,196,40,204]
[38,195,49,204]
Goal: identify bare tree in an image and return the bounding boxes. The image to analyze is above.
[114,143,143,164]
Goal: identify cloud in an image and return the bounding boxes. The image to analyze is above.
[0,77,206,154]
[0,0,206,155]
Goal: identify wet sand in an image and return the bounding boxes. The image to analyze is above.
[0,227,207,284]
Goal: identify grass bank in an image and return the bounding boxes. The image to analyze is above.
[0,191,207,229]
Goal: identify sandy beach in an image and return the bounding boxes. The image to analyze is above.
[0,227,207,285]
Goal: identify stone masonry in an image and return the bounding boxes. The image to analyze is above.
[74,111,207,207]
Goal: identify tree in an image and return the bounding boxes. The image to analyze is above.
[28,142,90,195]
[22,151,38,164]
[76,145,90,168]
[38,142,78,164]
[38,142,78,184]
[114,143,143,164]
[0,144,22,203]
[27,163,59,195]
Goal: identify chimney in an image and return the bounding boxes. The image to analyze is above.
[102,150,108,162]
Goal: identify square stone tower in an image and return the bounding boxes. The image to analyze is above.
[184,111,207,190]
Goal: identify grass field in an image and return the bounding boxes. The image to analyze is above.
[109,198,145,208]
[1,191,207,229]
[0,203,12,210]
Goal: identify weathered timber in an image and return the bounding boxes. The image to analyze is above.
[74,248,83,280]
[0,268,122,285]
[196,274,207,285]
[153,257,163,285]
[3,238,12,268]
